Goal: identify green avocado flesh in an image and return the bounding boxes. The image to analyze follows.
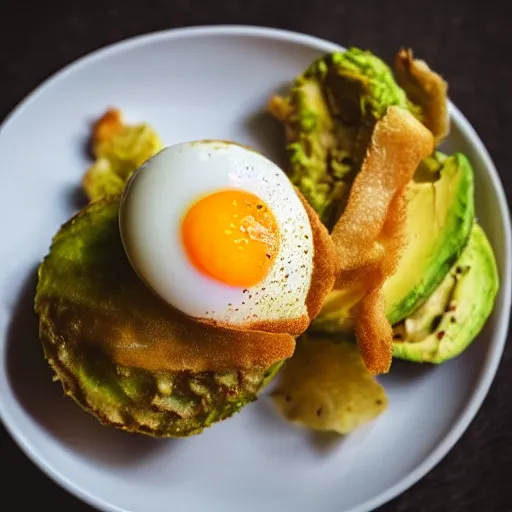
[35,199,282,437]
[384,152,475,324]
[282,48,421,229]
[392,223,499,363]
[312,152,475,332]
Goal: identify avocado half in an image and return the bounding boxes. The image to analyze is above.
[269,48,420,230]
[35,199,282,437]
[392,223,499,363]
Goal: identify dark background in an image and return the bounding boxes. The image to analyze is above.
[1,0,511,511]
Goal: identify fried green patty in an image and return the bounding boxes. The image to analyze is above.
[35,198,282,437]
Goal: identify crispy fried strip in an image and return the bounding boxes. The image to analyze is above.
[39,297,296,373]
[331,106,434,374]
[354,190,408,374]
[394,48,449,144]
[298,189,339,320]
[354,287,392,374]
[331,106,433,277]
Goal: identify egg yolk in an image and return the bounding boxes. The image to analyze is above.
[181,189,280,287]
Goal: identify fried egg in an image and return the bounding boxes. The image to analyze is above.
[119,140,314,330]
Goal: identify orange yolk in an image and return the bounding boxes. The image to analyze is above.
[181,189,280,287]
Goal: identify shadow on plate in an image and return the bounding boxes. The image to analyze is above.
[250,394,290,430]
[308,430,346,454]
[5,266,167,467]
[379,357,436,386]
[243,103,288,169]
[65,129,95,213]
[65,184,89,213]
[251,395,347,455]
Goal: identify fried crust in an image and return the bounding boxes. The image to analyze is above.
[35,199,297,373]
[394,48,449,144]
[331,106,434,374]
[299,189,339,320]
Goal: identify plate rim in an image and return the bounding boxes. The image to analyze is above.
[0,24,511,512]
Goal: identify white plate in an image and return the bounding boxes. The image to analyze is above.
[0,25,510,512]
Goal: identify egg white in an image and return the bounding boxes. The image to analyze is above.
[119,140,314,327]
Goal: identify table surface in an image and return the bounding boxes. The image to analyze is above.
[1,1,511,511]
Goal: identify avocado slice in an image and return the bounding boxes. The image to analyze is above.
[392,223,499,363]
[312,151,475,332]
[384,152,475,324]
[268,48,421,229]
